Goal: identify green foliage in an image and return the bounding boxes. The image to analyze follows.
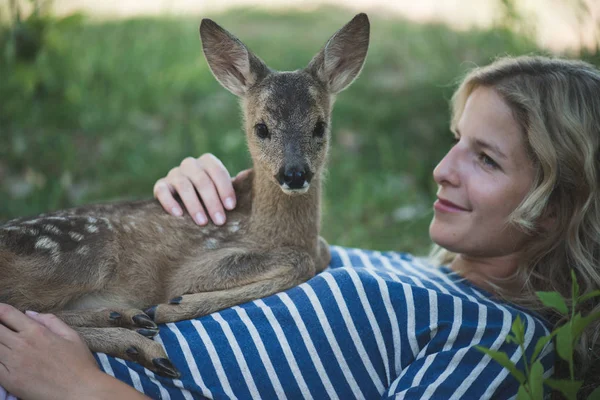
[476,271,600,399]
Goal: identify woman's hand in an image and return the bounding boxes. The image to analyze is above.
[153,153,249,226]
[0,304,149,400]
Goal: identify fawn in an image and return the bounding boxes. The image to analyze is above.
[0,13,370,378]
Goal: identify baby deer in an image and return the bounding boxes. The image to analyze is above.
[0,14,370,378]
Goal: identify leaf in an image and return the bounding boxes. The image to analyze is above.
[475,346,526,384]
[530,333,555,364]
[511,315,525,345]
[572,311,600,340]
[536,291,568,315]
[545,378,582,400]
[555,324,573,366]
[587,384,600,400]
[571,270,580,306]
[578,289,600,304]
[528,361,544,400]
[516,384,531,400]
[506,333,518,345]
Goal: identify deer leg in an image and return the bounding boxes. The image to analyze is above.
[56,308,159,338]
[147,247,315,324]
[75,327,180,379]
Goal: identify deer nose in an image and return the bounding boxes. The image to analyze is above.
[277,166,311,189]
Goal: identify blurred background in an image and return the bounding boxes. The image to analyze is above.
[1,0,599,254]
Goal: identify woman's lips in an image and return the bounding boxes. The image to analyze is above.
[434,197,470,213]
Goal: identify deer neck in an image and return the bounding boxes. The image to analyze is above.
[249,166,321,248]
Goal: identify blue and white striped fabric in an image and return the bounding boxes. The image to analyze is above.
[95,246,555,399]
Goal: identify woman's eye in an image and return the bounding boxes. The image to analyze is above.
[255,123,270,139]
[313,121,326,138]
[479,153,498,168]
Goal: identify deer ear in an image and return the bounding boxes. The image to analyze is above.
[199,19,269,97]
[307,13,370,94]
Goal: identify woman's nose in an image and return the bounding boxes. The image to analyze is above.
[433,146,460,186]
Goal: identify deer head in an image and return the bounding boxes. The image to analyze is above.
[199,14,370,195]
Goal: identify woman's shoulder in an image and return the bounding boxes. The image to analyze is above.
[326,245,495,302]
[325,245,553,335]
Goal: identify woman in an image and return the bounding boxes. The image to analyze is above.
[1,55,598,399]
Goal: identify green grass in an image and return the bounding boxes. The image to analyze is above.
[0,7,549,254]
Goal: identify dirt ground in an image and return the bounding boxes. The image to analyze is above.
[48,0,599,52]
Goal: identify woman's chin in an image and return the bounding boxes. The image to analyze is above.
[429,221,461,253]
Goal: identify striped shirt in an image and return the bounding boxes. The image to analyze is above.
[95,246,555,399]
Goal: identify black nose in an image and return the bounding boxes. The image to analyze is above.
[277,166,311,189]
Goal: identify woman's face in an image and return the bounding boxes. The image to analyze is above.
[429,86,536,258]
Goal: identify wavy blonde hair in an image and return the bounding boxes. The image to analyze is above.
[431,56,600,384]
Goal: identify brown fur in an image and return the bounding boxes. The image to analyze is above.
[0,14,369,378]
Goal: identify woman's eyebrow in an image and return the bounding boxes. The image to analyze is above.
[474,138,508,160]
[455,129,508,160]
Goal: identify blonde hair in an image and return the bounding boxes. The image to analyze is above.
[432,56,600,382]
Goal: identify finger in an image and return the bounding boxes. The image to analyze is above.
[0,323,16,349]
[25,312,75,341]
[0,304,35,333]
[198,154,236,211]
[170,172,208,225]
[153,179,183,217]
[187,170,225,225]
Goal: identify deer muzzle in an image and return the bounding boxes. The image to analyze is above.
[276,165,313,194]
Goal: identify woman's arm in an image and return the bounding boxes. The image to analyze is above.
[0,304,150,400]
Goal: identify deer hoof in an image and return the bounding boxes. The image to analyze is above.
[145,305,157,320]
[153,358,181,379]
[136,328,159,338]
[132,314,157,329]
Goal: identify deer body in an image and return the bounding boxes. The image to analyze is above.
[0,14,369,378]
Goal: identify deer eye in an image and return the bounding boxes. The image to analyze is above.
[313,121,326,138]
[254,123,270,139]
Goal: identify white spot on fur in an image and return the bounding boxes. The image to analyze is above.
[2,226,22,232]
[228,221,240,233]
[23,219,40,225]
[87,216,98,224]
[76,246,89,256]
[46,216,67,221]
[204,238,219,250]
[68,232,84,242]
[43,224,61,235]
[35,237,59,251]
[85,224,98,233]
[123,224,131,233]
[24,228,39,235]
[100,217,114,231]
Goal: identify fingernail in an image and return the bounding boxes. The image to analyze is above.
[171,207,182,216]
[25,310,39,316]
[214,212,225,225]
[195,212,207,225]
[225,197,235,210]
